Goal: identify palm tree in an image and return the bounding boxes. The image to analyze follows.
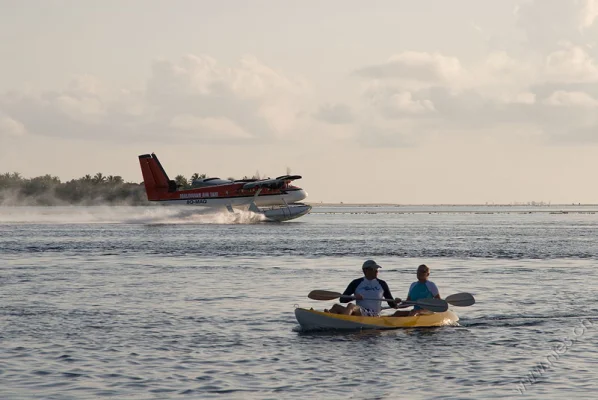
[0,172,21,188]
[39,174,61,184]
[174,175,188,189]
[93,172,105,184]
[189,173,207,185]
[106,175,124,184]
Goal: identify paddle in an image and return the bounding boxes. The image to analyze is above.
[307,290,448,312]
[395,298,448,312]
[445,292,475,307]
[308,290,399,302]
[308,290,357,301]
[396,293,475,309]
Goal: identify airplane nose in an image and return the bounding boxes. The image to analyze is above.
[296,189,307,202]
[284,189,306,203]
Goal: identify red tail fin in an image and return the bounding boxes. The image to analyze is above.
[138,153,177,200]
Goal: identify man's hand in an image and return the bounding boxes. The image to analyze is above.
[354,293,364,300]
[393,298,402,308]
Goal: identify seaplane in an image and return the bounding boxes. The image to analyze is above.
[138,153,312,222]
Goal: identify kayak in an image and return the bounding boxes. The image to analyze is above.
[295,308,459,331]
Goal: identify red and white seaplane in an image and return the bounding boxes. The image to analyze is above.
[138,153,311,222]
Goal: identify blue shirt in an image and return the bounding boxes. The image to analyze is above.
[408,281,439,310]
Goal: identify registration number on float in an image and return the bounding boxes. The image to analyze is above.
[186,199,208,204]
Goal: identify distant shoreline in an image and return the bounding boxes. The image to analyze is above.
[306,203,598,207]
[1,203,597,208]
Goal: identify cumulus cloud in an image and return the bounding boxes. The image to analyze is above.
[0,115,27,137]
[500,92,537,105]
[515,0,598,50]
[3,1,598,149]
[356,121,417,148]
[55,95,105,122]
[170,115,253,139]
[544,43,598,83]
[346,1,598,146]
[580,0,598,28]
[543,90,598,107]
[355,52,464,90]
[0,55,311,144]
[388,92,435,115]
[313,103,354,124]
[362,84,436,118]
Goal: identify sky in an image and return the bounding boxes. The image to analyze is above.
[1,0,598,204]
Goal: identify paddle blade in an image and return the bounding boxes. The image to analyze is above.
[412,298,448,313]
[308,290,343,301]
[445,292,475,307]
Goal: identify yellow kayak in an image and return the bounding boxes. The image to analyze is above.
[295,308,459,331]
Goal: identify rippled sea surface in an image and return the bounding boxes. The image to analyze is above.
[1,205,598,399]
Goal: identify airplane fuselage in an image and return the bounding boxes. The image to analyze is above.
[155,187,307,207]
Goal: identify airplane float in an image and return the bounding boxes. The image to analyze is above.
[138,153,311,222]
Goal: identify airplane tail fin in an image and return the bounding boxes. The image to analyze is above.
[138,153,177,200]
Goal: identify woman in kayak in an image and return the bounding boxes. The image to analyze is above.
[393,264,441,317]
[325,259,400,316]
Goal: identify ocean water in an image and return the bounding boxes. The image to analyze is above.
[1,205,597,399]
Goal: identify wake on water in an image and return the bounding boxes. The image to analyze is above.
[0,206,267,225]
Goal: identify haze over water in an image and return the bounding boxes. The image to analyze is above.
[1,205,597,399]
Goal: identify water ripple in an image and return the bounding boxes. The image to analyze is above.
[1,211,598,398]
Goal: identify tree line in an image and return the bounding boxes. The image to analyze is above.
[0,171,258,206]
[0,172,148,206]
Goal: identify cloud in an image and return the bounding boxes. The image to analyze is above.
[387,92,435,115]
[544,43,598,83]
[313,103,354,124]
[170,115,253,139]
[0,115,27,137]
[498,92,537,105]
[3,0,598,150]
[0,55,311,144]
[348,2,598,147]
[55,95,105,122]
[581,0,598,29]
[543,90,598,107]
[362,84,436,118]
[515,0,598,50]
[355,52,463,90]
[356,121,417,148]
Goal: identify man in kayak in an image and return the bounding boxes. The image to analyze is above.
[393,264,441,317]
[326,260,400,316]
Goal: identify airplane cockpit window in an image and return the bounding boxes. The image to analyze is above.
[191,178,234,188]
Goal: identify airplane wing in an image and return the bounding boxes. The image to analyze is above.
[274,175,302,181]
[242,175,302,190]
